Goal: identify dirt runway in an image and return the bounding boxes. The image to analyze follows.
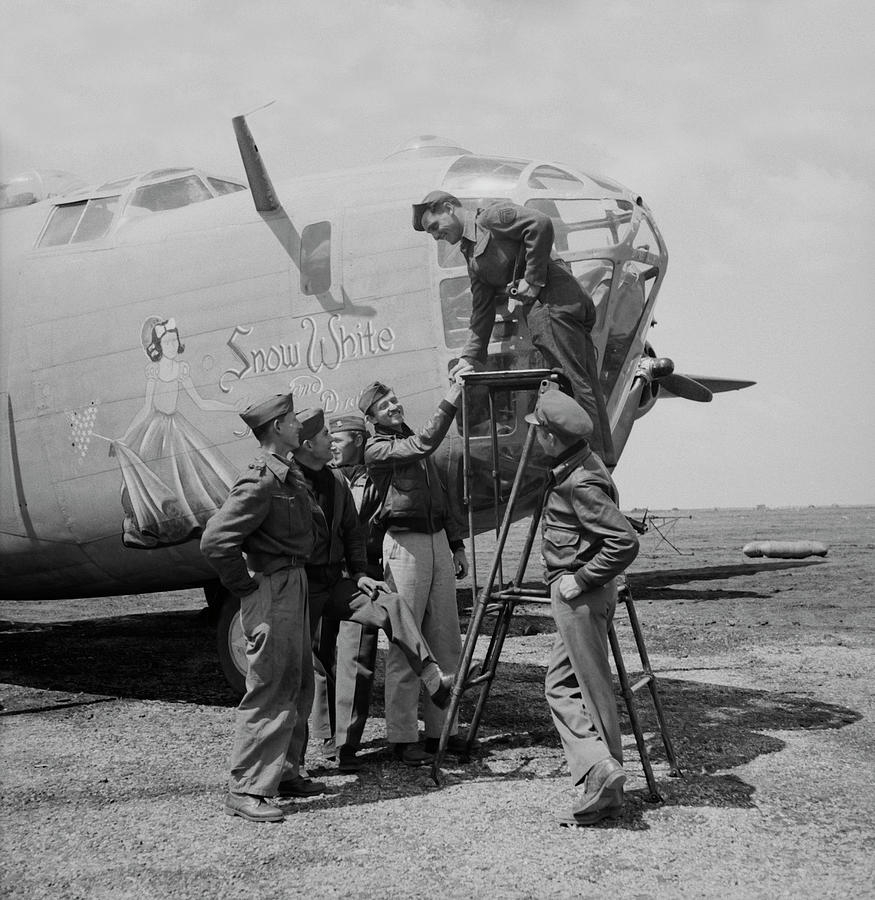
[1,506,873,899]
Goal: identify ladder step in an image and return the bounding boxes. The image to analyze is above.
[630,674,653,693]
[489,594,552,605]
[496,587,550,599]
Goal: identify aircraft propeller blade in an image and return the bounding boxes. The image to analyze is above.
[659,373,713,402]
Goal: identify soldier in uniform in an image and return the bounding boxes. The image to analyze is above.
[292,407,455,771]
[361,380,469,766]
[524,389,639,825]
[310,414,382,772]
[412,190,615,466]
[200,393,315,824]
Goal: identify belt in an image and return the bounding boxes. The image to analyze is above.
[261,556,308,576]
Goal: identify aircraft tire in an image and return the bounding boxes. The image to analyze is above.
[215,591,246,697]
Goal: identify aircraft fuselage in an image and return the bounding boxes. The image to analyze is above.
[0,150,667,600]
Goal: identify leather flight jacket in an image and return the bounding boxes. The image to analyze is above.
[364,400,465,549]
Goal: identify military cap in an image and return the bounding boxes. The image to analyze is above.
[524,391,593,442]
[358,381,391,415]
[412,190,461,232]
[297,407,325,442]
[329,413,367,434]
[239,392,294,430]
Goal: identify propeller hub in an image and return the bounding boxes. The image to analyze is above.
[639,356,675,380]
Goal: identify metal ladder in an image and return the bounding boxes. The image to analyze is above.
[430,369,681,801]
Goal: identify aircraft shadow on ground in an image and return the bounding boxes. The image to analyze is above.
[629,559,826,590]
[482,560,827,606]
[0,607,860,830]
[332,665,859,831]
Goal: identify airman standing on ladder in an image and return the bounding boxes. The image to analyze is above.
[412,191,615,466]
[524,389,639,825]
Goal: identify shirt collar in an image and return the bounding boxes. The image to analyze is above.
[549,441,592,484]
[375,422,413,437]
[461,208,478,243]
[263,451,294,483]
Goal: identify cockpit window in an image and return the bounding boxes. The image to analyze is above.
[633,216,661,256]
[40,202,87,246]
[208,177,246,196]
[443,156,528,194]
[129,175,212,213]
[527,165,583,192]
[34,169,246,249]
[39,196,120,246]
[526,198,633,252]
[71,195,120,242]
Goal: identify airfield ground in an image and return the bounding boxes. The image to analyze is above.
[1,506,873,899]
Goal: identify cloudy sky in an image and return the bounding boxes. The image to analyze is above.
[2,0,873,509]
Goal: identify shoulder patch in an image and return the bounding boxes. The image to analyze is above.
[248,456,267,472]
[498,206,517,225]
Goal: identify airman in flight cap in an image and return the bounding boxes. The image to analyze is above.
[412,189,615,466]
[201,390,315,823]
[526,385,638,825]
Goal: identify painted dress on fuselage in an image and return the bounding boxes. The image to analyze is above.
[111,317,239,549]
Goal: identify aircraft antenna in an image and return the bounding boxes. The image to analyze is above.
[239,99,276,117]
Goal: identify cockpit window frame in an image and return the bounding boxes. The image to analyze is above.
[33,168,247,250]
[128,174,213,214]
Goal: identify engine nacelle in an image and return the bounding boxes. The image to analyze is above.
[633,344,672,419]
[635,379,660,419]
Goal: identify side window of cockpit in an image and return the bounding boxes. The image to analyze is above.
[207,177,246,196]
[39,196,120,247]
[300,221,332,295]
[72,196,119,242]
[129,175,212,213]
[40,202,87,246]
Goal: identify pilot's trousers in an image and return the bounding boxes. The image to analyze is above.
[382,530,461,743]
[228,566,312,796]
[545,577,622,787]
[525,296,615,467]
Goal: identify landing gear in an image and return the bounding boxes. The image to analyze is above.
[205,584,246,696]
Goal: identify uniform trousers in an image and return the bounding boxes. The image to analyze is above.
[545,577,622,787]
[228,566,312,796]
[382,530,462,743]
[525,296,615,467]
[310,618,379,752]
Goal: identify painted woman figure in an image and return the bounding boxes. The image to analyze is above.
[112,316,240,549]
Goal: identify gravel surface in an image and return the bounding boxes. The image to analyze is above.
[1,506,873,899]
